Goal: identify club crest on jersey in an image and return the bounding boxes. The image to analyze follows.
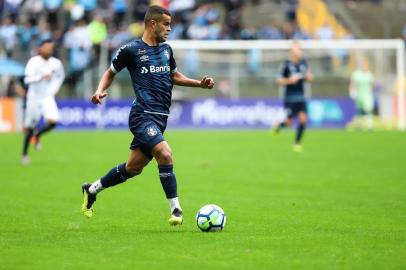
[146,126,158,136]
[164,50,170,59]
[140,55,149,62]
[138,48,147,55]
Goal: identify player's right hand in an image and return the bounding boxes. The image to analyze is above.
[288,75,301,84]
[42,74,52,81]
[91,91,107,105]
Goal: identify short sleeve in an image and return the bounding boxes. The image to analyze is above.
[111,44,130,74]
[278,61,289,78]
[169,46,177,74]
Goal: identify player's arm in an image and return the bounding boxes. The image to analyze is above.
[277,74,302,86]
[349,74,356,99]
[304,70,314,82]
[172,71,214,89]
[24,59,51,84]
[49,61,65,95]
[276,62,299,86]
[91,68,116,105]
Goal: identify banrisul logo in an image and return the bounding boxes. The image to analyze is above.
[141,65,170,74]
[140,67,149,74]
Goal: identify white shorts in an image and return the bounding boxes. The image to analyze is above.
[24,98,59,128]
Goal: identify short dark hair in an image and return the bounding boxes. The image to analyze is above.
[144,5,171,25]
[39,39,54,47]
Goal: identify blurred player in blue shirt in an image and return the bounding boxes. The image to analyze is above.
[274,42,313,152]
[81,6,214,225]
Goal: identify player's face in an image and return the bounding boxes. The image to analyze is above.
[153,14,171,43]
[39,42,54,59]
[290,46,302,62]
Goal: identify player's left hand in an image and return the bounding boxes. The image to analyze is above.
[200,76,214,89]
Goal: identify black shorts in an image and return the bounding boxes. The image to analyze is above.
[128,109,168,160]
[284,101,307,118]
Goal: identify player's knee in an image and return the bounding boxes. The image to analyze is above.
[158,149,173,165]
[125,163,143,176]
[299,113,308,124]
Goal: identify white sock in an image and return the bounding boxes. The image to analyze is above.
[89,179,104,194]
[168,197,181,213]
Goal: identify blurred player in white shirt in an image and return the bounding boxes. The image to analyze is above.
[22,39,65,165]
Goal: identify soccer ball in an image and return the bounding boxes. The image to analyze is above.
[196,204,226,232]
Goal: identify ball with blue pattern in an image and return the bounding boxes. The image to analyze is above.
[196,204,226,232]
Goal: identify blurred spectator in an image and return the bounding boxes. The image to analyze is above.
[283,0,298,23]
[18,19,38,58]
[257,22,283,40]
[223,0,245,39]
[36,19,52,46]
[293,27,311,40]
[169,0,196,14]
[107,24,132,59]
[23,0,43,26]
[168,17,187,40]
[44,0,63,31]
[88,14,107,63]
[70,4,85,22]
[128,21,144,38]
[132,0,149,21]
[0,16,17,57]
[63,19,92,95]
[187,4,221,40]
[77,0,97,23]
[4,0,23,22]
[316,22,334,40]
[112,0,128,28]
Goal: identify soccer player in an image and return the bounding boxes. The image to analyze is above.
[273,42,313,152]
[22,39,65,165]
[81,5,214,226]
[348,58,375,130]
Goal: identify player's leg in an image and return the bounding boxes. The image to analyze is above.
[363,96,374,130]
[295,111,307,143]
[33,99,59,149]
[81,148,150,217]
[22,127,34,165]
[152,141,183,225]
[21,102,41,164]
[293,103,308,152]
[272,103,293,134]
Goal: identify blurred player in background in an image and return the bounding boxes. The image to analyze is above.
[81,6,214,225]
[21,39,65,165]
[348,58,375,130]
[273,41,313,152]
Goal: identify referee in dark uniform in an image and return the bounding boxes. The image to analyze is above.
[274,42,313,152]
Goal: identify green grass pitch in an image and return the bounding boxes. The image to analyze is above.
[1,130,405,269]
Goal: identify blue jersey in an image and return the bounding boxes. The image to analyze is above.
[111,39,177,115]
[278,59,309,102]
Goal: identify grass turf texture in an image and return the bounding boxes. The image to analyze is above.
[0,130,405,269]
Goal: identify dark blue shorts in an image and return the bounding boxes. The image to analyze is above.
[128,110,168,160]
[284,101,307,118]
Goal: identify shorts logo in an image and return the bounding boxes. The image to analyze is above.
[146,126,158,136]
